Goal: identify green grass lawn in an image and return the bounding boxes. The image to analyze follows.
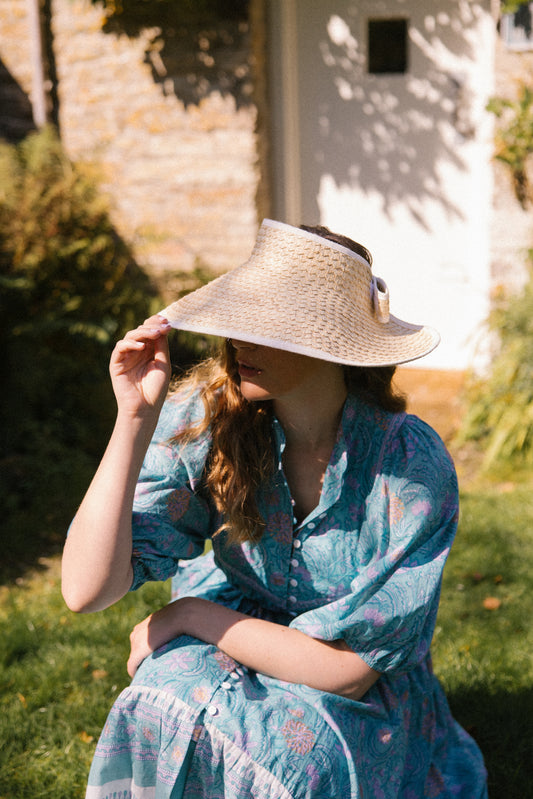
[1,481,532,797]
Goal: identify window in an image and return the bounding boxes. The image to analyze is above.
[367,18,408,74]
[500,2,533,50]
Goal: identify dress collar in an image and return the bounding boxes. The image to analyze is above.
[271,395,363,527]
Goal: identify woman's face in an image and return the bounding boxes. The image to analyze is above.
[229,339,342,404]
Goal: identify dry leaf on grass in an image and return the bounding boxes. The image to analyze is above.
[483,596,502,610]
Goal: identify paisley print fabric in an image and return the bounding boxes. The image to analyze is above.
[86,392,488,798]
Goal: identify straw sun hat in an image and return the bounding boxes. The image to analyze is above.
[161,219,439,367]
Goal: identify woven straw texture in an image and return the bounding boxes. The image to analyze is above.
[161,220,439,367]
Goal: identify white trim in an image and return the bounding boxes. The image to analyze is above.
[279,0,302,224]
[85,778,155,798]
[261,219,372,267]
[161,317,440,368]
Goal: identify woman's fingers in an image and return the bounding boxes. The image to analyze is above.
[109,317,172,413]
[112,318,171,362]
[122,317,171,342]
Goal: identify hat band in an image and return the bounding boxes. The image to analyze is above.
[371,276,390,324]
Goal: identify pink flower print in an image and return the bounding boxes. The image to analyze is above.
[281,719,316,754]
[142,726,156,743]
[390,546,405,562]
[167,487,191,522]
[424,764,446,798]
[374,409,389,431]
[172,745,184,764]
[411,499,431,517]
[192,686,209,703]
[379,728,392,745]
[389,494,405,524]
[364,606,386,627]
[213,650,238,672]
[192,724,203,742]
[288,707,305,719]
[305,763,322,790]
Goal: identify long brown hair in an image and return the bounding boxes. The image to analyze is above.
[171,225,406,544]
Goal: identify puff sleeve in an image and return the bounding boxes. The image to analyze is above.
[130,392,217,590]
[289,416,459,675]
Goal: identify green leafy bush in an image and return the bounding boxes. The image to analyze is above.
[0,127,159,574]
[459,79,533,470]
[487,85,533,208]
[458,261,533,469]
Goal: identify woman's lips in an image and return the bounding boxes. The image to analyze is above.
[238,361,262,378]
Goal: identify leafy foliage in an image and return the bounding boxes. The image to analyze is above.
[0,127,159,574]
[459,78,533,468]
[487,85,533,207]
[458,261,533,469]
[500,0,531,14]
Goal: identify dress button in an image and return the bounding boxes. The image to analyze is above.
[288,595,297,604]
[308,522,316,529]
[290,558,299,567]
[230,671,240,680]
[293,539,302,549]
[207,705,218,716]
[289,578,298,587]
[221,681,232,690]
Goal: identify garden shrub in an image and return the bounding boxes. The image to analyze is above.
[487,85,533,208]
[458,78,533,471]
[458,259,533,469]
[0,127,159,574]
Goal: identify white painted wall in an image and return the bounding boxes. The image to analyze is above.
[268,0,495,370]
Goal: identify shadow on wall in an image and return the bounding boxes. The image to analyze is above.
[93,0,252,109]
[0,0,59,141]
[0,59,35,142]
[294,1,483,227]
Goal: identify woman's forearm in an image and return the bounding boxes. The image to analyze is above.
[133,598,380,700]
[62,318,172,614]
[185,599,379,699]
[61,411,157,613]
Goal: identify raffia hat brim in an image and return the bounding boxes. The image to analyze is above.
[161,220,440,367]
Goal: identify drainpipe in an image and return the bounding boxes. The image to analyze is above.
[27,0,48,127]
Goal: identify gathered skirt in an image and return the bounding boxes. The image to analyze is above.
[86,628,488,798]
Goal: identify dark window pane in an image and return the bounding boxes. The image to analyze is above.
[368,19,408,74]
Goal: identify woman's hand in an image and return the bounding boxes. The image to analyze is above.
[127,600,186,678]
[110,315,172,420]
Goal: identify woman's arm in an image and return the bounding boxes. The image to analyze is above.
[61,317,172,614]
[128,598,380,700]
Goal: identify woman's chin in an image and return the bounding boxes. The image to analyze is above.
[239,380,272,403]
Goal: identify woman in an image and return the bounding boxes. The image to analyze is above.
[62,220,488,798]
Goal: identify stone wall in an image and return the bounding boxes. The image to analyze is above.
[2,0,533,306]
[0,0,261,301]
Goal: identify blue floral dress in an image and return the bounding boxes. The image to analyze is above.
[86,392,488,799]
